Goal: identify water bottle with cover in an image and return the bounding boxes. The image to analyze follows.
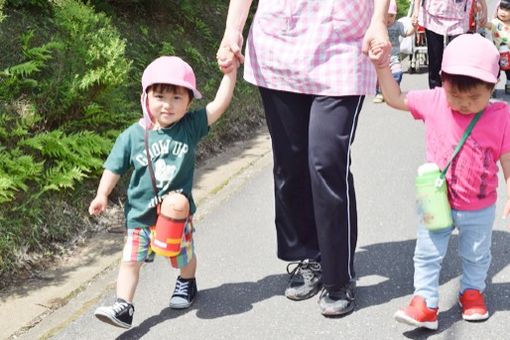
[416,163,452,230]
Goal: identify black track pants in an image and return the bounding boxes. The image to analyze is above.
[259,87,364,290]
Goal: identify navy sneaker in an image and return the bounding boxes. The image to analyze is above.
[94,298,134,328]
[170,276,197,309]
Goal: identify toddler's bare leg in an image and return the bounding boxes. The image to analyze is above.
[116,261,143,303]
[180,254,197,279]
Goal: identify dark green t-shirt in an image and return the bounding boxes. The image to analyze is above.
[105,108,209,229]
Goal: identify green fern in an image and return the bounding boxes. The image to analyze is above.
[4,60,41,78]
[19,130,109,170]
[160,41,176,56]
[184,45,206,67]
[0,0,5,23]
[0,147,44,194]
[41,164,87,193]
[0,175,17,203]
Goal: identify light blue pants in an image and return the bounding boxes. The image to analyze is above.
[413,205,495,308]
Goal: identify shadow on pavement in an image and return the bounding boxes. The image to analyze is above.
[111,229,510,339]
[355,230,510,338]
[116,274,286,339]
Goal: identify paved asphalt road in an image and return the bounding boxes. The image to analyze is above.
[18,6,510,338]
[20,64,510,339]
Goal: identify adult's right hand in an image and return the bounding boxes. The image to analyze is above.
[217,29,244,73]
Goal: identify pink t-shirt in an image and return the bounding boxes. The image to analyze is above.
[418,0,473,36]
[408,88,510,210]
[244,0,376,96]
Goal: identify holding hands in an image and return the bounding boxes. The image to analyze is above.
[217,29,244,74]
[368,39,391,69]
[362,8,391,70]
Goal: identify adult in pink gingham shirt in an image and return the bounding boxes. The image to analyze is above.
[217,0,391,317]
[412,0,488,88]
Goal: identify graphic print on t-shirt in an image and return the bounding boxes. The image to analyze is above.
[154,159,177,188]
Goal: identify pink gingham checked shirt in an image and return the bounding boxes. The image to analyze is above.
[418,0,473,36]
[243,0,376,96]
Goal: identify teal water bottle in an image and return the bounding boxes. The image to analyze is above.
[415,163,453,231]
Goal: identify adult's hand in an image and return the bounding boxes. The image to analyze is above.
[217,29,244,74]
[362,20,391,57]
[476,0,488,28]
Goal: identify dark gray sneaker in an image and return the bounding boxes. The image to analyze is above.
[285,259,322,300]
[94,298,134,328]
[170,276,197,309]
[318,280,356,317]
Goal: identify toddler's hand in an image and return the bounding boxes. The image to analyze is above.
[217,46,240,74]
[368,40,390,69]
[89,195,108,216]
[411,16,419,28]
[217,30,244,74]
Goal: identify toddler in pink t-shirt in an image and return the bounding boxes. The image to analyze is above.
[370,33,510,330]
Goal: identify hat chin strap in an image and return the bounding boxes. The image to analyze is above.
[140,92,154,130]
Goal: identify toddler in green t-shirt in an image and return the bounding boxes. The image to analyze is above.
[89,54,238,329]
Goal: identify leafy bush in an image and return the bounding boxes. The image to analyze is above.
[397,0,411,18]
[0,0,136,285]
[0,0,5,22]
[0,0,264,288]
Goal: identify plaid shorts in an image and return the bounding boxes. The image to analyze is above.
[122,217,194,269]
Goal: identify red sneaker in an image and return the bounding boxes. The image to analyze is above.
[394,296,438,330]
[459,289,489,321]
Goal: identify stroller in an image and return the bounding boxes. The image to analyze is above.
[409,25,428,73]
[402,0,428,73]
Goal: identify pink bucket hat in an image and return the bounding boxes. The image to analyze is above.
[140,56,202,128]
[441,34,499,84]
[388,0,397,14]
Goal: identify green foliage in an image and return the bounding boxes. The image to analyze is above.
[160,41,176,56]
[0,0,132,204]
[48,0,132,129]
[184,44,208,68]
[6,0,48,8]
[0,0,138,283]
[0,0,5,22]
[397,0,411,18]
[0,175,17,203]
[0,0,264,288]
[19,130,111,193]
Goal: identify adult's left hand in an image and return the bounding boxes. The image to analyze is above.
[362,20,391,57]
[476,0,487,28]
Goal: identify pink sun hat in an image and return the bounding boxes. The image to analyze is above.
[441,34,499,84]
[388,0,397,14]
[140,56,202,129]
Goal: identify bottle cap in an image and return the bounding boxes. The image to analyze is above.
[417,162,440,175]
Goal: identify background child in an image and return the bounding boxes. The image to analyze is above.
[369,34,510,330]
[373,0,416,103]
[89,55,238,328]
[485,0,510,94]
